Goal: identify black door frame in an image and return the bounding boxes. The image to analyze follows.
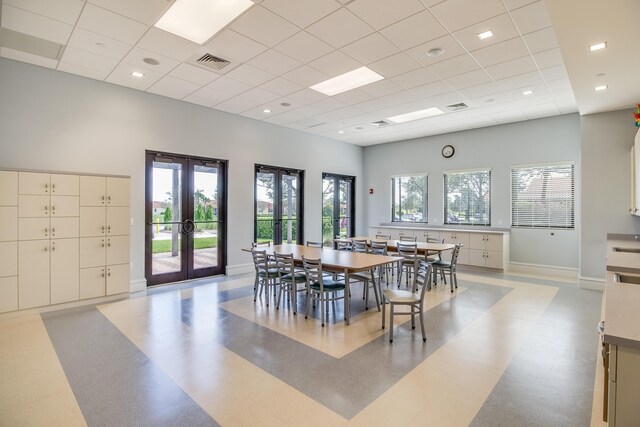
[145,150,228,286]
[322,172,356,245]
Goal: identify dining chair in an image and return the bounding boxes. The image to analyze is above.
[382,260,432,343]
[274,253,307,315]
[306,241,323,248]
[370,240,391,285]
[375,233,391,240]
[396,242,419,289]
[431,244,462,293]
[302,256,347,327]
[251,249,279,306]
[351,238,368,253]
[349,239,380,310]
[252,241,272,248]
[399,236,417,242]
[336,236,352,251]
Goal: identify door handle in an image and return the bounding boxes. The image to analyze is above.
[180,219,196,234]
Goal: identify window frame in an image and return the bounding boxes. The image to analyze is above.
[322,172,356,246]
[390,173,428,223]
[443,168,492,226]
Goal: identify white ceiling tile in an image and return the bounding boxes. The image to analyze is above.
[341,33,400,65]
[230,6,300,48]
[430,0,505,32]
[67,28,131,61]
[168,63,219,86]
[147,75,200,100]
[427,54,480,79]
[379,90,422,106]
[556,99,578,114]
[522,27,559,54]
[533,48,564,69]
[405,35,467,67]
[281,65,330,87]
[311,97,349,113]
[248,49,302,76]
[368,53,421,78]
[185,86,232,106]
[510,1,552,35]
[182,93,217,108]
[137,28,201,62]
[452,13,519,52]
[206,76,253,97]
[412,81,455,98]
[105,62,163,90]
[445,69,492,90]
[205,29,268,64]
[540,65,568,82]
[458,82,503,99]
[490,109,528,124]
[258,78,304,97]
[471,37,529,67]
[346,0,425,31]
[88,0,171,25]
[261,0,340,28]
[240,108,276,121]
[2,4,73,44]
[264,105,323,125]
[308,50,362,77]
[496,70,543,91]
[239,87,279,104]
[286,88,328,105]
[359,79,402,97]
[122,47,179,74]
[4,0,84,25]
[273,31,333,63]
[0,46,58,68]
[60,46,119,73]
[484,56,538,80]
[380,10,446,50]
[502,0,537,10]
[215,96,262,114]
[306,8,374,49]
[547,78,573,92]
[391,67,439,89]
[333,89,374,105]
[77,4,148,45]
[224,64,275,86]
[57,61,110,80]
[521,102,560,119]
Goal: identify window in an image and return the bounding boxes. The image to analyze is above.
[322,173,355,246]
[444,169,491,226]
[511,163,575,229]
[391,174,427,222]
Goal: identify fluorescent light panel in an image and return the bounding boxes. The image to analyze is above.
[589,42,607,51]
[477,30,493,40]
[155,0,254,45]
[595,85,608,91]
[522,90,533,95]
[310,67,384,96]
[387,107,445,124]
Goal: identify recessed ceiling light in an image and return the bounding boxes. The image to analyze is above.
[95,42,105,48]
[143,57,159,66]
[522,90,533,96]
[477,30,493,40]
[589,42,607,51]
[338,130,345,134]
[262,109,271,113]
[154,0,254,45]
[387,107,445,124]
[426,47,444,57]
[131,71,144,78]
[596,73,606,78]
[310,67,384,96]
[595,85,608,91]
[355,126,364,130]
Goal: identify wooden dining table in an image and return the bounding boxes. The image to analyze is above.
[334,237,456,256]
[244,244,402,325]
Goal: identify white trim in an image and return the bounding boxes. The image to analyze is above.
[390,172,428,178]
[508,261,578,279]
[130,279,147,293]
[0,293,129,320]
[578,276,605,291]
[227,263,253,276]
[510,160,575,169]
[443,167,491,174]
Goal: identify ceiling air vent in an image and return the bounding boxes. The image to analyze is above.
[372,120,390,127]
[446,102,469,111]
[196,53,231,70]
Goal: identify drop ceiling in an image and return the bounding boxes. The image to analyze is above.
[0,0,633,146]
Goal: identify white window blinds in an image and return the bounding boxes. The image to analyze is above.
[511,164,575,229]
[443,169,491,226]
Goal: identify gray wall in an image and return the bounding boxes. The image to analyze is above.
[0,58,364,286]
[363,114,581,269]
[580,109,640,279]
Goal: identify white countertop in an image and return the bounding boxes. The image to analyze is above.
[603,281,640,349]
[372,224,510,234]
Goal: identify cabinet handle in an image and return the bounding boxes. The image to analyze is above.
[44,205,48,214]
[51,206,56,215]
[107,225,111,233]
[107,269,111,277]
[44,246,48,252]
[107,239,111,247]
[51,227,55,237]
[44,227,48,237]
[101,226,105,234]
[101,195,105,204]
[101,240,105,248]
[44,183,48,193]
[52,183,56,193]
[51,244,55,252]
[101,269,105,278]
[107,195,111,204]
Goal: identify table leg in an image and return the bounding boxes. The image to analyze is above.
[344,268,350,325]
[371,269,381,311]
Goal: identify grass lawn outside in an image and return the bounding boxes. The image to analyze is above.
[153,236,217,254]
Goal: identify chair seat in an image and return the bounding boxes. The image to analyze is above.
[258,268,279,278]
[309,279,345,291]
[349,272,372,282]
[383,289,420,303]
[281,272,306,282]
[431,260,451,267]
[401,258,418,265]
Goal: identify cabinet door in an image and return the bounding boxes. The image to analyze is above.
[484,234,503,252]
[0,207,18,241]
[455,232,470,246]
[18,217,50,240]
[51,217,79,239]
[106,177,130,206]
[50,239,79,304]
[80,267,106,299]
[18,240,50,309]
[50,195,79,217]
[107,207,129,236]
[0,171,18,206]
[80,207,106,237]
[441,232,457,244]
[80,237,106,268]
[457,247,470,265]
[18,172,50,195]
[469,233,486,250]
[485,251,503,269]
[18,195,50,217]
[106,263,129,295]
[398,229,415,239]
[388,229,400,240]
[106,236,129,265]
[468,249,486,267]
[0,241,18,277]
[50,174,79,196]
[80,176,106,207]
[0,276,18,313]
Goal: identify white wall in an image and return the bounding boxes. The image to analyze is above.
[0,58,364,287]
[363,114,581,269]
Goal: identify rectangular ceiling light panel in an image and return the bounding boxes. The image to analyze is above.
[387,107,445,124]
[155,0,254,45]
[310,67,384,96]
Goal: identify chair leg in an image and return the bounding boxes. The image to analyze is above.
[411,305,415,329]
[305,291,312,319]
[389,303,395,343]
[450,269,454,293]
[321,293,325,327]
[454,269,458,289]
[381,296,386,329]
[419,305,426,342]
[276,283,283,310]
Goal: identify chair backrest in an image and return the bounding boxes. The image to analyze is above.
[336,240,352,251]
[251,249,269,272]
[369,240,388,255]
[306,241,323,248]
[397,242,417,257]
[252,241,271,248]
[450,244,463,266]
[376,233,391,240]
[274,252,295,277]
[302,256,323,289]
[352,239,368,253]
[413,260,433,302]
[399,236,417,242]
[426,237,443,244]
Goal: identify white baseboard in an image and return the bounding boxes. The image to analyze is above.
[0,293,129,320]
[226,263,253,276]
[579,276,605,291]
[508,262,579,280]
[130,278,147,293]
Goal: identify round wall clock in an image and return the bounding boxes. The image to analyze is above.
[442,145,455,158]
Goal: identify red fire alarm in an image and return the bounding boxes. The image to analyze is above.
[369,188,374,194]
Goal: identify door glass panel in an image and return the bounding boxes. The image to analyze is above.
[256,172,275,243]
[338,179,351,239]
[151,161,182,274]
[281,174,298,244]
[192,164,219,270]
[322,177,335,246]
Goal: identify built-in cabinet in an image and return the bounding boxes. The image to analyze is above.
[369,226,510,270]
[0,170,130,313]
